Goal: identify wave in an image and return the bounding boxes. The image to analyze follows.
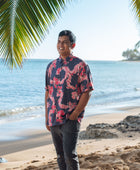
[92,87,140,101]
[1,88,140,118]
[0,105,44,118]
[93,90,125,99]
[134,87,140,91]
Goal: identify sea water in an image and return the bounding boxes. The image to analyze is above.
[0,59,140,141]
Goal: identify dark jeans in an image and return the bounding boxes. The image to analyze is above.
[50,120,80,170]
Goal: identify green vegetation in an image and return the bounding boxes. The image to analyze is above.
[0,0,71,68]
[122,41,140,61]
[122,0,140,61]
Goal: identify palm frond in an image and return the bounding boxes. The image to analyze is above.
[130,0,140,22]
[0,0,71,68]
[135,40,140,49]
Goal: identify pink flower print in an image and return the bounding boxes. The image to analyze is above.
[71,91,78,100]
[58,110,65,117]
[56,86,62,97]
[52,105,56,110]
[66,73,76,90]
[49,86,53,95]
[58,86,62,89]
[68,101,76,112]
[56,68,61,75]
[53,62,56,68]
[70,57,73,61]
[57,89,62,97]
[56,110,65,123]
[63,60,67,65]
[47,102,50,108]
[53,77,59,85]
[80,84,85,93]
[48,113,53,126]
[50,109,55,114]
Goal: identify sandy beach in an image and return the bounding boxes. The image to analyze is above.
[0,106,140,170]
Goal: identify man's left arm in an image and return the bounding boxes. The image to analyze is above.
[69,91,92,120]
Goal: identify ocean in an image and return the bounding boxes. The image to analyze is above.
[0,59,140,141]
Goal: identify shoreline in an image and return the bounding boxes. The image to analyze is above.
[0,105,139,154]
[0,105,140,169]
[1,103,139,142]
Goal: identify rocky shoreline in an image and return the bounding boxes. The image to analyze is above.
[79,114,140,139]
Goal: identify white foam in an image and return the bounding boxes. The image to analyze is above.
[0,105,44,118]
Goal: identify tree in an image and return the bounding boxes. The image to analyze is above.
[122,35,140,61]
[0,0,71,68]
[122,48,140,60]
[135,40,140,49]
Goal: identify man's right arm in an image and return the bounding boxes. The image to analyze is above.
[45,91,50,131]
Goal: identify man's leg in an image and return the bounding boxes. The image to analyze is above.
[62,120,80,170]
[50,125,66,170]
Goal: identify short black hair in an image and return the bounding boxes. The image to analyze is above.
[58,30,76,44]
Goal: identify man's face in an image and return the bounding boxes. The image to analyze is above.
[57,35,72,58]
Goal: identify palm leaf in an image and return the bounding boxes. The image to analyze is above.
[131,0,140,50]
[135,40,140,49]
[0,0,71,68]
[131,0,140,21]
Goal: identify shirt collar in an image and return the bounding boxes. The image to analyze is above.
[59,54,73,65]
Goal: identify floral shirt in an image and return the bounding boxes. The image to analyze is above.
[45,55,94,126]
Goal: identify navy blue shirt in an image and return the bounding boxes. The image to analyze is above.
[45,55,94,126]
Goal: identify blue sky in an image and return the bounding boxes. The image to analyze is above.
[31,0,140,61]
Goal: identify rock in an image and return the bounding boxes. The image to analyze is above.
[116,115,140,132]
[86,123,114,129]
[79,115,140,139]
[79,128,118,139]
[87,129,118,139]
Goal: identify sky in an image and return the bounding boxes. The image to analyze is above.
[30,0,140,61]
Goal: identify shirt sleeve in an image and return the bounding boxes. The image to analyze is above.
[78,63,94,93]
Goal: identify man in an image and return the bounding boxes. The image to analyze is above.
[45,30,94,170]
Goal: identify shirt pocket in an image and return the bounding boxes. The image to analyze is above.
[66,72,79,90]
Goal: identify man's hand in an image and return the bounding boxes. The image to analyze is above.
[69,111,78,120]
[46,124,51,131]
[69,91,92,120]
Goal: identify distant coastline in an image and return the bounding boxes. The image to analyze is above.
[122,59,140,62]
